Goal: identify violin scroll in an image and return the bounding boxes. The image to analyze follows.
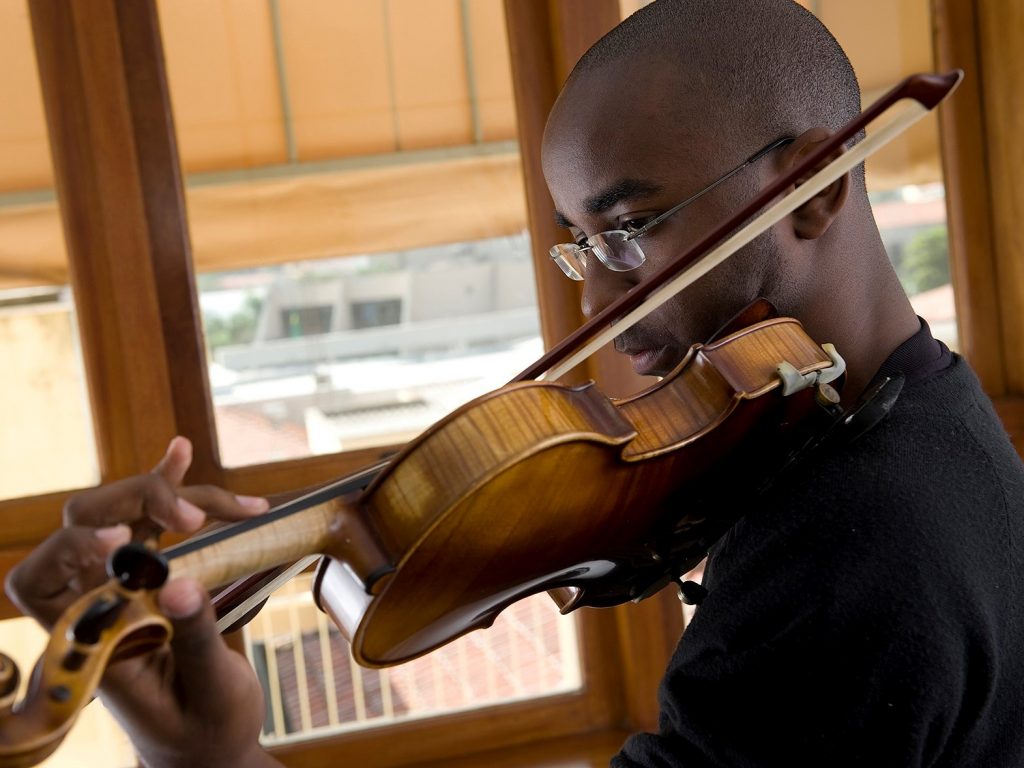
[0,545,172,768]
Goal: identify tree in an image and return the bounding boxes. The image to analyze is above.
[899,225,950,296]
[204,294,263,351]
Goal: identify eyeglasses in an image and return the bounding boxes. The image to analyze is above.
[549,137,793,281]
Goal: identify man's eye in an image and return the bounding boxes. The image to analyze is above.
[622,218,653,234]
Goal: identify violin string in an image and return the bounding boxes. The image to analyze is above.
[214,555,320,632]
[161,459,388,561]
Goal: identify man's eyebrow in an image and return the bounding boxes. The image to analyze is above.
[553,210,574,229]
[552,178,664,230]
[585,178,663,214]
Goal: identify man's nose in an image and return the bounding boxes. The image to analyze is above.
[581,267,633,320]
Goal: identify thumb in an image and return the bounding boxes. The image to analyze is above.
[158,576,210,623]
[153,436,192,487]
[132,578,269,766]
[158,578,242,709]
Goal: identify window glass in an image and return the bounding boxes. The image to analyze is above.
[0,1,98,501]
[818,0,957,349]
[872,183,955,347]
[157,0,580,744]
[203,236,541,466]
[155,0,532,467]
[0,288,97,499]
[246,576,580,744]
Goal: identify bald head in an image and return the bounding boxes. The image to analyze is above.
[570,0,864,187]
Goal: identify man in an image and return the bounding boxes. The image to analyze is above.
[8,1,1024,766]
[542,2,1024,766]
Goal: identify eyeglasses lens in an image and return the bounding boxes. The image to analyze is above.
[589,232,645,271]
[550,243,585,280]
[549,234,645,281]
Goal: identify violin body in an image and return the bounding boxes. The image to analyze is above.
[315,316,838,666]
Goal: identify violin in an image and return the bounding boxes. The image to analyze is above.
[0,70,962,767]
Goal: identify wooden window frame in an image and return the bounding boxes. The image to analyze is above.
[931,0,1024,453]
[0,1,680,765]
[3,0,1020,765]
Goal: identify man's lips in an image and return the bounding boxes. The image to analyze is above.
[623,345,672,376]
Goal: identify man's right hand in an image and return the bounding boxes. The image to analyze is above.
[5,437,284,768]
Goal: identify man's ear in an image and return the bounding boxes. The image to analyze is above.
[779,126,850,240]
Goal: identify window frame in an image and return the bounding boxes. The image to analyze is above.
[0,1,679,765]
[5,0,1021,764]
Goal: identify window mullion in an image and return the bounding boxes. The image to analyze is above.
[28,0,221,483]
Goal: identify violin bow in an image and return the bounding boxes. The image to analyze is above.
[211,69,964,632]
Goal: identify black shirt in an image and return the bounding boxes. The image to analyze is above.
[614,321,1024,767]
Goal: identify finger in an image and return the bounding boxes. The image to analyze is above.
[99,578,269,765]
[158,578,252,713]
[152,436,192,487]
[64,475,206,534]
[5,524,131,627]
[158,576,209,622]
[179,485,270,522]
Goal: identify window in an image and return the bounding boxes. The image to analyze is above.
[818,0,957,349]
[0,3,98,502]
[281,306,334,337]
[19,1,1003,766]
[351,299,401,330]
[153,0,590,759]
[246,575,579,743]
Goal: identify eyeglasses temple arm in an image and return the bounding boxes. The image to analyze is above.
[628,137,794,242]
